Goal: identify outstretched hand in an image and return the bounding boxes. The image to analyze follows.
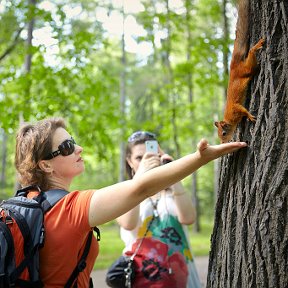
[197,138,247,162]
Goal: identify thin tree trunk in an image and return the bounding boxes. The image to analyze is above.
[24,0,36,72]
[0,130,7,198]
[119,0,127,182]
[163,0,180,158]
[15,0,36,191]
[185,0,200,232]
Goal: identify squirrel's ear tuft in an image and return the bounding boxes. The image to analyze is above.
[214,121,219,127]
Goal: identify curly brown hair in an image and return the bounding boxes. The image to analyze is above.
[15,117,66,191]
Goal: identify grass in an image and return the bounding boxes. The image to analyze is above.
[94,220,213,270]
[94,223,125,270]
[189,222,213,256]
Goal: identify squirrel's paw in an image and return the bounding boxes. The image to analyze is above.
[255,38,265,50]
[248,114,256,122]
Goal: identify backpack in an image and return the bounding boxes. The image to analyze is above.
[0,185,100,288]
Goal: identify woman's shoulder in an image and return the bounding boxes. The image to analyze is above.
[52,189,92,204]
[46,189,95,228]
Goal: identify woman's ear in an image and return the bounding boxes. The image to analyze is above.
[38,160,53,173]
[126,157,133,169]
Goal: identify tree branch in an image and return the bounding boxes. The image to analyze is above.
[0,27,24,62]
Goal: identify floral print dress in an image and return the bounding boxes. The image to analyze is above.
[120,191,202,288]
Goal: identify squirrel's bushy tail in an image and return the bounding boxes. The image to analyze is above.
[234,0,250,57]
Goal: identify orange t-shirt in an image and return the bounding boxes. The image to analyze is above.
[38,190,99,287]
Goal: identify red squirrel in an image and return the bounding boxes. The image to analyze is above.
[215,0,264,143]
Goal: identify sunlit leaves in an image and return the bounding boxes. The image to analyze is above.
[0,0,235,208]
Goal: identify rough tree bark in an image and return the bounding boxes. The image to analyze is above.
[207,1,288,287]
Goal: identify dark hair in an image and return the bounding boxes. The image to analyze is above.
[125,131,156,179]
[15,117,66,191]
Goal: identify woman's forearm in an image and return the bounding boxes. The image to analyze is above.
[89,140,246,227]
[135,152,205,198]
[172,182,196,224]
[135,139,246,198]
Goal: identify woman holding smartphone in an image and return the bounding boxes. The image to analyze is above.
[117,131,202,288]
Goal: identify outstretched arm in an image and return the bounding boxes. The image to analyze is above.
[88,139,247,227]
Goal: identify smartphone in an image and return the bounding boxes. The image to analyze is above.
[145,140,158,154]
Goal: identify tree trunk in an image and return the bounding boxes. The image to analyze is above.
[0,130,7,197]
[24,0,36,72]
[14,0,36,191]
[207,1,288,287]
[118,1,127,182]
[185,0,200,232]
[163,0,181,158]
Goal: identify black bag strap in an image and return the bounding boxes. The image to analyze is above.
[0,221,14,272]
[9,210,35,282]
[64,230,93,288]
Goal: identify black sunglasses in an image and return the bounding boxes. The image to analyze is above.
[128,131,156,142]
[43,137,76,160]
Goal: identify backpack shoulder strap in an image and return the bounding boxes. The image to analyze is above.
[41,189,69,213]
[64,230,94,288]
[15,185,68,214]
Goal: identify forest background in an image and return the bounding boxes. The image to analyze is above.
[0,0,237,268]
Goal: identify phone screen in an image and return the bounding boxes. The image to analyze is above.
[145,140,158,154]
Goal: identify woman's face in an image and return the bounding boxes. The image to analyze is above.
[127,143,146,173]
[48,127,85,180]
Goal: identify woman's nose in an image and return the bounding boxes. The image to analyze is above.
[75,144,83,154]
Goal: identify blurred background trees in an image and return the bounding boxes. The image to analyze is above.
[0,0,237,226]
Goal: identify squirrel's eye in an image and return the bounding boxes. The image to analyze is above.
[222,131,227,136]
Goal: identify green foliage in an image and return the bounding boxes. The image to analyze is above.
[94,223,124,270]
[0,131,16,199]
[0,0,234,219]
